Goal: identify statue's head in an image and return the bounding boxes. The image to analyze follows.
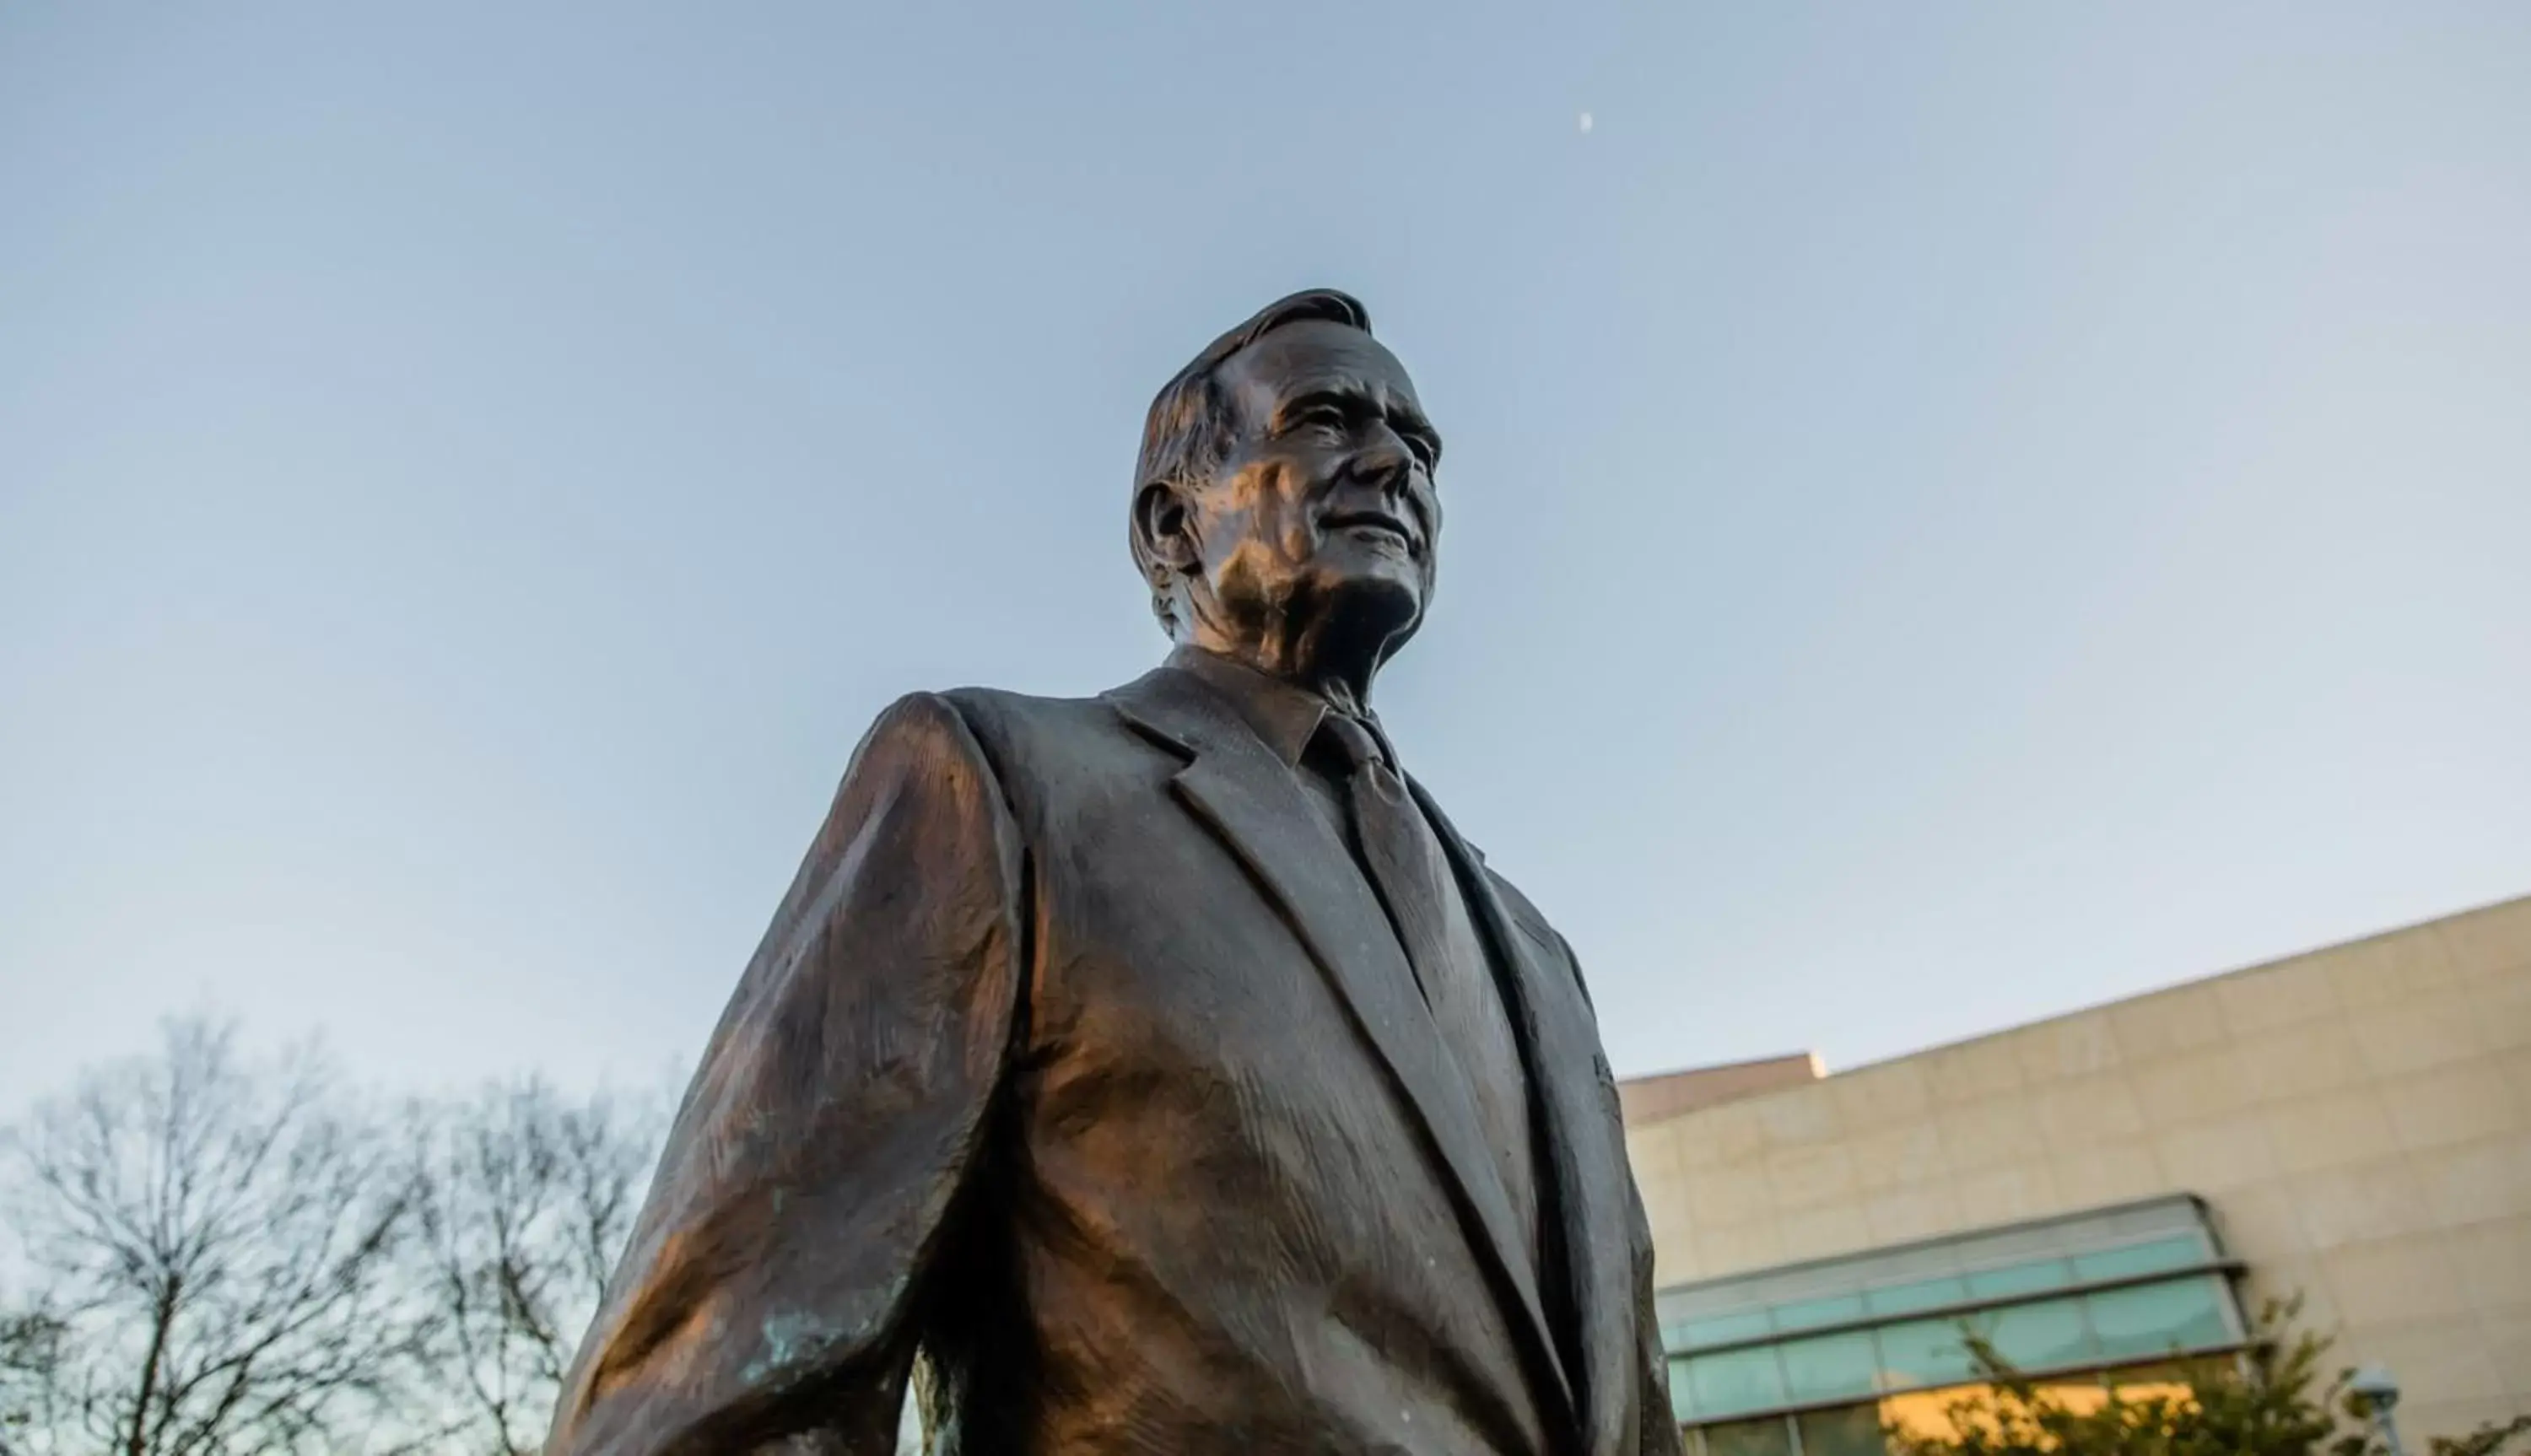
[1131,289,1442,704]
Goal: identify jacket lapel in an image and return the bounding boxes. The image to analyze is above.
[1413,786,1637,1456]
[1106,668,1575,1431]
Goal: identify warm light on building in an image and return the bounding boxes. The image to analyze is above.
[1621,893,2531,1453]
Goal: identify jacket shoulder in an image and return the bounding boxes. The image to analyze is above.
[934,682,1111,726]
[839,690,998,780]
[1480,864,1605,1015]
[881,682,1151,799]
[1482,864,1565,948]
[927,684,1124,759]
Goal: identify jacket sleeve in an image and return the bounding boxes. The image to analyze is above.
[1632,1184,1686,1456]
[1553,923,1685,1456]
[545,693,1028,1456]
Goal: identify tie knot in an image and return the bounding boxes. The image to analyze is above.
[1315,712,1391,777]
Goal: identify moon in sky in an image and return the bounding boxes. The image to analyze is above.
[1578,111,1595,134]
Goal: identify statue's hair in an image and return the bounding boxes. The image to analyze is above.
[1129,289,1374,638]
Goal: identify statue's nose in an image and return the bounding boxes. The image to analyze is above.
[1351,436,1415,497]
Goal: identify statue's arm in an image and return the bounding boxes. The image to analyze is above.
[1631,1177,1686,1456]
[1543,918,1685,1456]
[545,693,1028,1456]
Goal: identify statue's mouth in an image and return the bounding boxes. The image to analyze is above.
[1323,511,1422,557]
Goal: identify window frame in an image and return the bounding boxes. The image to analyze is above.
[1659,1194,2250,1427]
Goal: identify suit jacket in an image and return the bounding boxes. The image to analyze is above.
[543,662,1681,1456]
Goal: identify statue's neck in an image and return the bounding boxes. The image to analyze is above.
[1179,628,1377,716]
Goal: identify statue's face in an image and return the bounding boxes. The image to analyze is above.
[1172,321,1443,665]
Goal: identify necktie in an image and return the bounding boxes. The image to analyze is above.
[1316,713,1453,1011]
[1315,713,1539,1255]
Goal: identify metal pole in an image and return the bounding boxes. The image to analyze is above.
[2373,1407,2407,1456]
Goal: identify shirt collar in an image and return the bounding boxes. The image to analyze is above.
[1163,644,1343,769]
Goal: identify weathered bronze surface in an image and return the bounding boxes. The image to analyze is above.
[545,291,1681,1456]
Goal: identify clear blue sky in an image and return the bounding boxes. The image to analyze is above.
[4,3,2528,1110]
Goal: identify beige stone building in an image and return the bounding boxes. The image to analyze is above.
[1621,893,2531,1454]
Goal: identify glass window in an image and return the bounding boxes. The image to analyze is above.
[1780,1331,1879,1404]
[1688,1346,1786,1419]
[2105,1362,2204,1410]
[1774,1293,1869,1332]
[1702,1416,1795,1456]
[1668,1356,1698,1420]
[1865,1276,1967,1317]
[1880,1382,1982,1447]
[2107,1359,2201,1389]
[1980,1297,2096,1370]
[2088,1275,2232,1360]
[1965,1258,2070,1300]
[2070,1236,2203,1283]
[1797,1404,1890,1456]
[1874,1318,1979,1390]
[1680,1309,1774,1349]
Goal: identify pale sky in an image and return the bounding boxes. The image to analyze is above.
[4,3,2528,1113]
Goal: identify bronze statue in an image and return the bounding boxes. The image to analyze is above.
[545,291,1680,1456]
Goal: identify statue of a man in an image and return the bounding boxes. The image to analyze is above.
[545,291,1680,1456]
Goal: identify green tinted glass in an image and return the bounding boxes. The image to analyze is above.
[1865,1277,1967,1316]
[2070,1236,2203,1283]
[1689,1346,1786,1418]
[1779,1331,1879,1403]
[1965,1258,2071,1299]
[1669,1356,1698,1420]
[1703,1416,1796,1456]
[1981,1297,2096,1369]
[2089,1275,2231,1359]
[1773,1293,1869,1331]
[1797,1404,1892,1456]
[1681,1309,1775,1349]
[1874,1318,1978,1389]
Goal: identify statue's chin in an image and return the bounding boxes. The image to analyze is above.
[1295,574,1422,678]
[1189,561,1424,687]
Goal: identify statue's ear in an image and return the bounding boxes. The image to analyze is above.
[1132,480,1199,573]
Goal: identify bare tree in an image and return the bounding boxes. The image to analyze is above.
[405,1081,661,1456]
[3,1029,928,1455]
[0,1302,74,1456]
[0,1019,426,1456]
